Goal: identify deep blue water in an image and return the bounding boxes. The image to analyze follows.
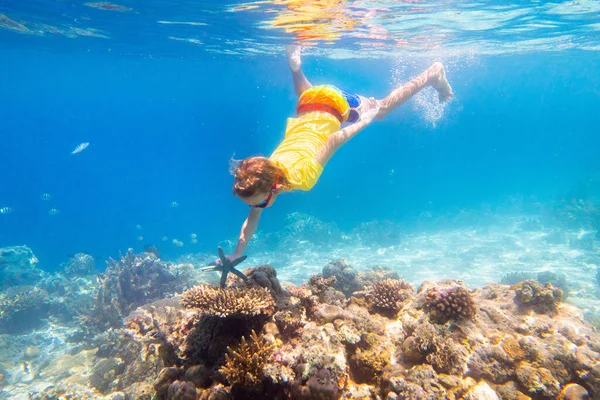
[1,4,599,269]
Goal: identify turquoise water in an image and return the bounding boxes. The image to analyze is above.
[1,0,599,268]
[1,1,600,398]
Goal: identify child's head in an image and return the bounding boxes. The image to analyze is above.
[231,156,287,208]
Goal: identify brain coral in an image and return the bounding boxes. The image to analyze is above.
[425,286,477,321]
[180,284,275,318]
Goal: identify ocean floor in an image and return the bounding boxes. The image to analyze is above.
[0,210,599,399]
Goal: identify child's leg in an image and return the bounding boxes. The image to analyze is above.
[375,62,453,120]
[286,45,312,97]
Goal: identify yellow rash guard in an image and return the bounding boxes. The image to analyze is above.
[270,85,350,191]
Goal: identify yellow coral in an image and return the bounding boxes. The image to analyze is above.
[501,337,526,362]
[220,330,274,386]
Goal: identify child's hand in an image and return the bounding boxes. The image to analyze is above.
[358,97,380,124]
[214,253,239,266]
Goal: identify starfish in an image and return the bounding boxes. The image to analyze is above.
[201,246,248,287]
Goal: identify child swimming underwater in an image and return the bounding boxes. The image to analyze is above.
[222,45,453,263]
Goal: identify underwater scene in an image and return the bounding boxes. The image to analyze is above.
[1,0,600,399]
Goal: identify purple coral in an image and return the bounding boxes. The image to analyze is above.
[425,286,477,321]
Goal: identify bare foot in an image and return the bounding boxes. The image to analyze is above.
[428,62,453,102]
[285,44,302,72]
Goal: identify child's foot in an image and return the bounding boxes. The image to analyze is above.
[428,62,453,102]
[285,44,302,72]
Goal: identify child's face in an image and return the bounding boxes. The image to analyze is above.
[239,191,278,208]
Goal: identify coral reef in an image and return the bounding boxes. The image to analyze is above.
[220,330,274,387]
[180,284,275,318]
[513,279,563,315]
[0,245,46,290]
[322,259,360,296]
[501,270,570,298]
[0,285,50,333]
[367,278,414,316]
[3,256,600,400]
[86,249,189,333]
[424,284,477,321]
[63,253,96,276]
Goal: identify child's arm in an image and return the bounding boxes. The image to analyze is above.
[231,207,263,258]
[315,97,379,166]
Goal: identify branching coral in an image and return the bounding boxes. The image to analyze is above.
[513,279,563,315]
[369,279,414,315]
[220,330,274,387]
[425,286,477,321]
[180,284,275,318]
[0,286,50,333]
[86,249,184,333]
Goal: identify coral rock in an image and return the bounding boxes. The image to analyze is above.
[558,383,590,400]
[239,265,282,294]
[167,380,197,400]
[180,284,275,318]
[463,381,500,400]
[290,367,341,400]
[369,279,414,316]
[515,361,560,397]
[154,367,184,397]
[513,279,563,315]
[322,259,361,296]
[425,286,477,321]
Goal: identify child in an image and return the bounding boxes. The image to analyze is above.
[224,45,452,263]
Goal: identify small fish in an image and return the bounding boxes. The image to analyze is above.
[48,208,60,216]
[172,239,183,247]
[190,233,197,239]
[71,142,89,154]
[161,236,169,242]
[191,238,198,244]
[0,207,13,214]
[170,201,179,208]
[136,224,143,230]
[144,245,160,257]
[41,193,52,201]
[21,361,30,374]
[84,2,132,12]
[137,236,144,241]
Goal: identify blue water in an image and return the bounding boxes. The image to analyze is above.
[1,1,600,270]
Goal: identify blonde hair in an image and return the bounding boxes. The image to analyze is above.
[232,156,289,198]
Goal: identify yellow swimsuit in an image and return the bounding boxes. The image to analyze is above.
[270,85,350,191]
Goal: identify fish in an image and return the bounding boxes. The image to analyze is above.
[84,2,132,12]
[170,201,179,208]
[0,207,13,214]
[137,236,144,241]
[190,233,197,239]
[161,236,169,242]
[40,193,52,200]
[48,208,60,216]
[136,224,143,230]
[71,142,89,154]
[144,245,160,257]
